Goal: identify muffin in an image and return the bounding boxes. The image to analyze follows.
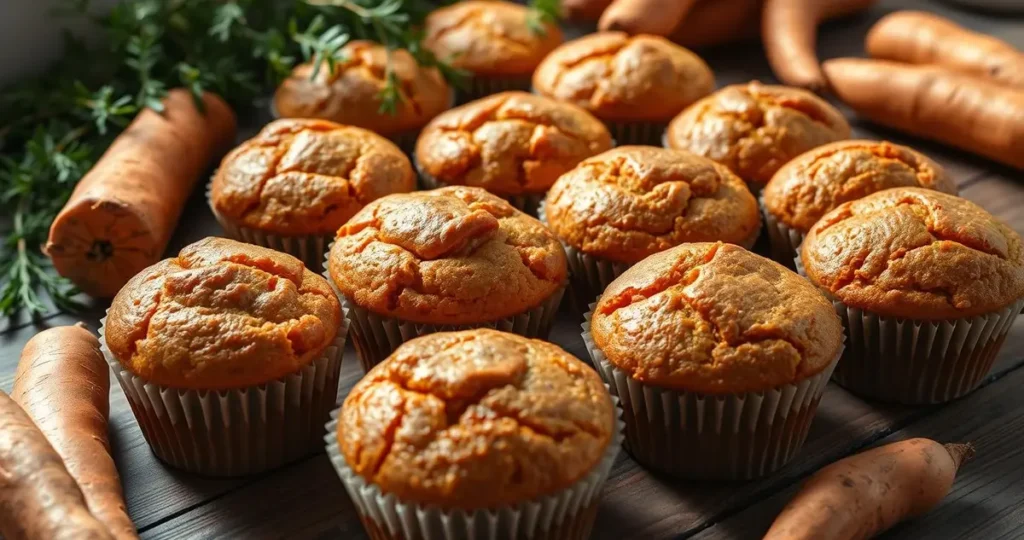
[101,237,346,476]
[423,0,563,100]
[542,146,761,308]
[273,41,453,151]
[665,82,851,193]
[533,32,714,145]
[326,329,622,540]
[415,91,613,214]
[210,119,416,268]
[326,186,568,370]
[762,140,957,267]
[800,188,1024,404]
[584,242,843,479]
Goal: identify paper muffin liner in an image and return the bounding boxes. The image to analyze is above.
[416,160,546,216]
[207,180,334,270]
[795,253,1024,404]
[324,392,624,540]
[323,251,565,372]
[98,310,349,477]
[459,74,534,103]
[582,305,841,480]
[760,196,805,269]
[605,120,666,146]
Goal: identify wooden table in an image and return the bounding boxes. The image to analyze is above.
[2,1,1023,538]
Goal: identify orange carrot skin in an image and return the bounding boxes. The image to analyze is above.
[824,58,1024,169]
[599,0,698,35]
[764,438,973,540]
[866,11,1024,89]
[0,390,113,540]
[45,89,237,298]
[12,325,137,540]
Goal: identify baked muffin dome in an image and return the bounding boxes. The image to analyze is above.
[328,186,568,324]
[338,328,615,510]
[210,119,415,236]
[801,187,1024,320]
[666,82,851,189]
[423,1,563,77]
[763,140,957,233]
[532,32,714,122]
[415,91,613,197]
[105,237,342,390]
[545,146,760,264]
[273,41,452,136]
[592,242,843,394]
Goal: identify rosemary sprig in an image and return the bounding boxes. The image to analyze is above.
[527,0,560,36]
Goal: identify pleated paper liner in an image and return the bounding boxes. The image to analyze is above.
[458,74,533,103]
[605,120,667,146]
[323,248,566,372]
[324,396,625,540]
[582,305,841,480]
[416,163,546,216]
[760,196,805,269]
[99,312,349,477]
[795,253,1024,404]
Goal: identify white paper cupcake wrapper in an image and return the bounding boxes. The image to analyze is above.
[99,311,349,477]
[459,74,533,103]
[323,250,565,371]
[416,162,546,216]
[760,196,805,269]
[582,304,841,480]
[324,393,624,540]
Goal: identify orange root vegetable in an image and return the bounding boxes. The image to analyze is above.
[762,0,878,90]
[672,0,761,49]
[598,0,698,35]
[12,324,136,540]
[562,0,612,21]
[0,390,113,540]
[866,11,1024,89]
[824,58,1024,169]
[764,438,975,540]
[45,89,237,298]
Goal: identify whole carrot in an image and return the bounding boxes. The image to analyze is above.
[12,324,136,540]
[0,390,113,540]
[824,58,1024,169]
[45,89,237,298]
[764,438,974,539]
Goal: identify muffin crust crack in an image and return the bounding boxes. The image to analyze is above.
[427,7,535,52]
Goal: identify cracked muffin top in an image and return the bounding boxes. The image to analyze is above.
[327,186,568,324]
[273,41,452,136]
[665,82,851,189]
[532,32,714,122]
[210,119,415,236]
[591,242,842,393]
[544,146,760,264]
[415,91,613,196]
[801,188,1024,320]
[423,1,563,77]
[763,140,957,233]
[105,237,342,390]
[338,329,615,509]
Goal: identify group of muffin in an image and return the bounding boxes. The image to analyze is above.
[97,2,1024,539]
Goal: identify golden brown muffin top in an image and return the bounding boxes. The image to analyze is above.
[273,41,452,136]
[763,140,957,233]
[211,119,415,236]
[415,92,613,196]
[544,146,760,264]
[105,238,341,390]
[801,188,1024,320]
[328,186,568,324]
[339,329,614,509]
[532,32,715,122]
[666,83,851,188]
[423,1,563,76]
[592,242,843,393]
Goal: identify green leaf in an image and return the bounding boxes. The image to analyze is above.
[526,0,561,36]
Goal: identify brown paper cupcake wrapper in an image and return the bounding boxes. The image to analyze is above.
[324,395,624,540]
[760,196,805,269]
[459,74,533,103]
[582,305,840,480]
[98,312,349,477]
[323,249,565,371]
[604,120,666,146]
[416,163,546,216]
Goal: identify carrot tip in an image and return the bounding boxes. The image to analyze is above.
[944,442,976,471]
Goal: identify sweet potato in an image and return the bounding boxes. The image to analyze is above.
[671,0,761,48]
[0,390,113,540]
[824,58,1024,169]
[45,89,237,298]
[762,0,879,90]
[12,324,136,540]
[866,11,1024,89]
[598,0,698,35]
[764,438,974,539]
[562,0,612,21]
